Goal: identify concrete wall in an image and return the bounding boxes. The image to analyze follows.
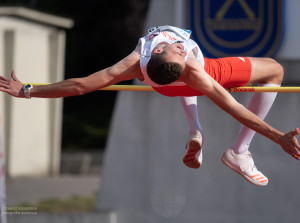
[0,8,72,177]
[97,0,300,222]
[99,91,300,223]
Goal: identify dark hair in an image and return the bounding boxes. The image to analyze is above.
[147,53,184,85]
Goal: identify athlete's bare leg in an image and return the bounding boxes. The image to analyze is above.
[246,57,283,85]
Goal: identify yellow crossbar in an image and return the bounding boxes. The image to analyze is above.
[24,84,300,93]
[227,86,300,93]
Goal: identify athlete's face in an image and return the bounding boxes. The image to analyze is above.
[152,42,187,68]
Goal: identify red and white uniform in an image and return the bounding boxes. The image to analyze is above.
[138,25,205,88]
[138,26,251,97]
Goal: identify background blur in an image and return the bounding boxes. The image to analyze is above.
[1,0,300,223]
[1,0,149,151]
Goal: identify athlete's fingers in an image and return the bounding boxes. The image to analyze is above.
[292,128,300,136]
[292,138,300,150]
[295,142,300,150]
[11,70,19,82]
[293,146,300,159]
[292,131,300,150]
[0,76,9,82]
[0,85,8,89]
[287,146,300,160]
[291,153,298,160]
[0,87,8,93]
[292,152,300,160]
[0,80,8,85]
[294,149,300,158]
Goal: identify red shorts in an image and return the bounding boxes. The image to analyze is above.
[153,57,252,97]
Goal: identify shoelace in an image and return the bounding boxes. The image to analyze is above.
[240,153,256,172]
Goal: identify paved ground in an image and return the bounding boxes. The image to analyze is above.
[6,175,101,205]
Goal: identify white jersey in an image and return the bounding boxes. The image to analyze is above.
[138,25,205,87]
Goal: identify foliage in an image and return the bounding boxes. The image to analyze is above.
[0,0,150,150]
[16,194,97,213]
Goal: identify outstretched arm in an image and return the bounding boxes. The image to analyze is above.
[182,57,300,160]
[0,50,141,98]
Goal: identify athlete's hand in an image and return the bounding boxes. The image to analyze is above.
[278,128,300,160]
[0,70,24,98]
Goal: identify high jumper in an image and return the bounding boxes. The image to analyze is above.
[0,25,299,187]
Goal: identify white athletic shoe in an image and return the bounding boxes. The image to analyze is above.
[221,148,268,186]
[183,130,203,169]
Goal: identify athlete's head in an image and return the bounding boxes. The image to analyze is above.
[147,42,187,85]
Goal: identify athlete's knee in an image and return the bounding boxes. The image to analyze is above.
[273,59,284,84]
[266,58,284,84]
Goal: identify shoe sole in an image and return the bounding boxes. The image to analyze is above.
[183,139,202,169]
[221,157,268,187]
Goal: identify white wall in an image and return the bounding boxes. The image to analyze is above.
[0,16,64,177]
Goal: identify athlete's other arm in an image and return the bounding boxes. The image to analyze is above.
[182,56,300,160]
[0,49,142,98]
